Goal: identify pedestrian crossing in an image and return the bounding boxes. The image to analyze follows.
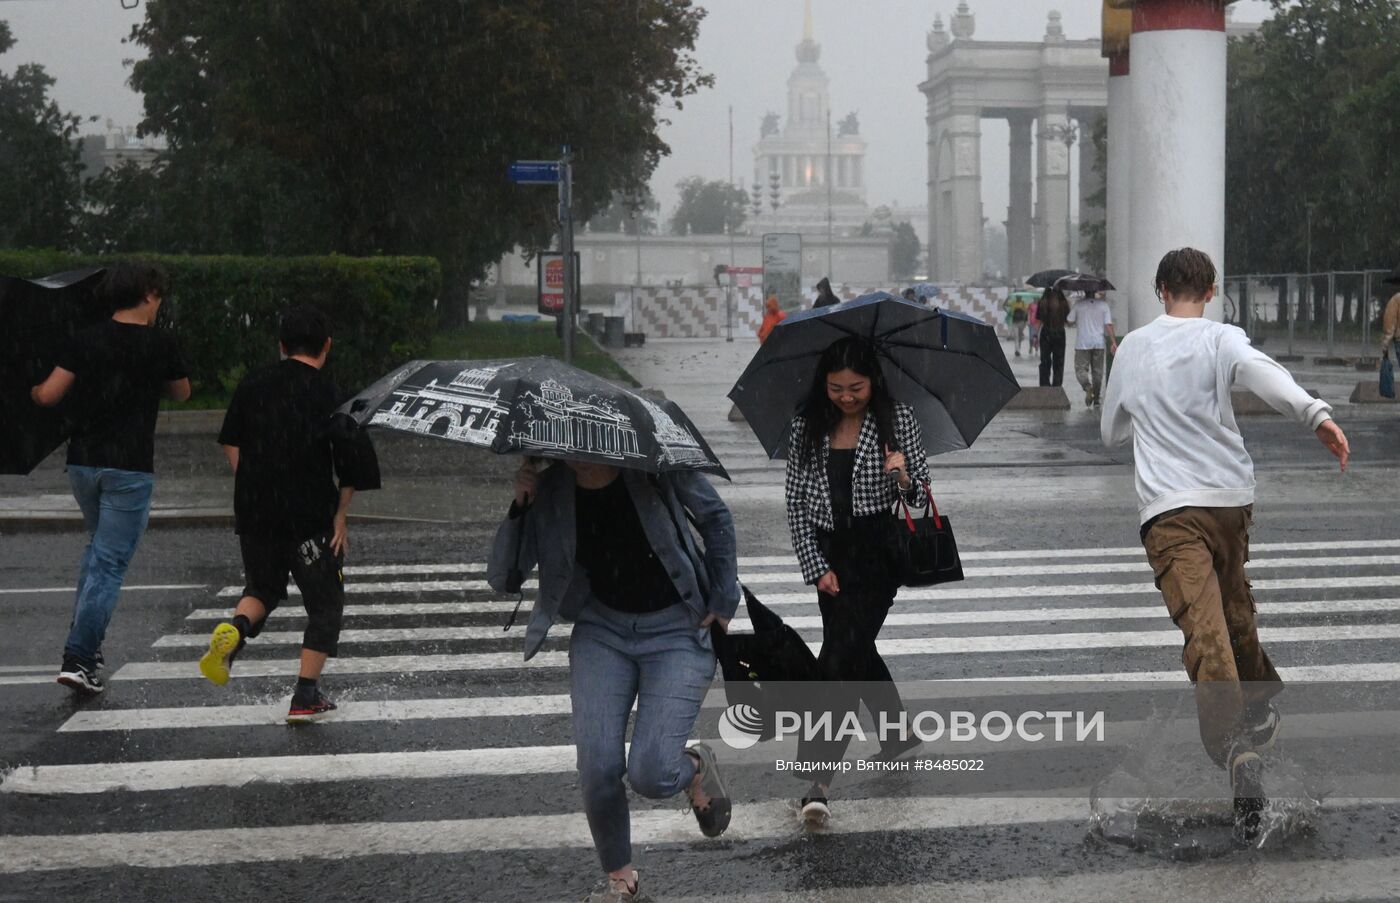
[4,540,1400,899]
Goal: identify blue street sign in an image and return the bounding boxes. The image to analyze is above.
[508,160,560,184]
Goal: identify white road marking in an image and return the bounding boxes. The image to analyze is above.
[0,796,1093,872]
[206,572,1400,605]
[153,597,1400,648]
[0,584,204,596]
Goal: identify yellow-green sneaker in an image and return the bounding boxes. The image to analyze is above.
[198,623,243,686]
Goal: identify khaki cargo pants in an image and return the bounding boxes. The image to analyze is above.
[1142,506,1283,767]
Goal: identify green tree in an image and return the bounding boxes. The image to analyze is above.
[95,1,711,312]
[588,187,659,235]
[0,21,87,248]
[889,220,920,280]
[1079,114,1107,276]
[669,176,748,235]
[1226,0,1400,279]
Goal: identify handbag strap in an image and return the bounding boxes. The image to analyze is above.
[895,482,943,531]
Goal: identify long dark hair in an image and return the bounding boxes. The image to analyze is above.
[797,337,896,467]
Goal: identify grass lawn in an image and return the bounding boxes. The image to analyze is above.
[429,321,639,386]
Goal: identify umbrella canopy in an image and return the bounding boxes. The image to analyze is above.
[339,357,728,478]
[1054,273,1115,294]
[0,268,108,474]
[1383,266,1400,287]
[727,292,1019,459]
[1025,268,1077,289]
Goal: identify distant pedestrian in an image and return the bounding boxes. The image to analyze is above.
[813,276,841,308]
[1028,297,1041,354]
[757,294,787,344]
[199,306,380,723]
[30,261,190,695]
[1005,294,1030,358]
[1037,287,1070,387]
[1378,282,1400,360]
[901,287,917,303]
[783,336,929,826]
[489,458,738,902]
[1068,290,1118,406]
[1101,247,1350,844]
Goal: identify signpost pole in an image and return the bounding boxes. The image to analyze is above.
[559,147,575,364]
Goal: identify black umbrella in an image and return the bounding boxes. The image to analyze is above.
[338,357,728,478]
[712,585,823,742]
[1025,268,1077,289]
[1383,267,1400,287]
[0,268,108,475]
[1054,273,1116,294]
[727,292,1019,459]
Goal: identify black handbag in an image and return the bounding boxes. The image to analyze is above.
[892,483,964,587]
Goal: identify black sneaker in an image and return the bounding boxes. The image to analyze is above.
[1242,701,1282,752]
[57,659,104,695]
[873,734,923,764]
[286,686,337,723]
[1230,749,1265,845]
[684,743,731,838]
[800,783,830,827]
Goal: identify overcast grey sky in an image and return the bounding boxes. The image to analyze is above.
[2,0,1274,223]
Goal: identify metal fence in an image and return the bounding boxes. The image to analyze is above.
[1222,270,1394,360]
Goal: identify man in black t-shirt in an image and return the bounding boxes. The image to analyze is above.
[31,261,191,695]
[199,305,379,722]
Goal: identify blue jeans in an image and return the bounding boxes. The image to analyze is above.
[64,466,155,667]
[570,601,715,873]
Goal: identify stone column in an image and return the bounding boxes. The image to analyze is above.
[944,111,984,283]
[1107,48,1133,327]
[1129,0,1228,325]
[1007,115,1034,282]
[1036,108,1072,271]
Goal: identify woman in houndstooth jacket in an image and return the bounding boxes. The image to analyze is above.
[783,337,930,824]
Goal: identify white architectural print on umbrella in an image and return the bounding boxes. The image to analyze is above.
[369,364,509,444]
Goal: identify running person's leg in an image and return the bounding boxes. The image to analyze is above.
[200,534,289,686]
[1211,506,1283,720]
[569,604,642,890]
[1143,508,1248,767]
[60,468,154,693]
[286,532,345,721]
[626,604,726,837]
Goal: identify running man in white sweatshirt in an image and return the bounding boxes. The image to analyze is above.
[1101,247,1350,844]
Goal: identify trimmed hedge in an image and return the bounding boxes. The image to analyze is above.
[0,250,440,397]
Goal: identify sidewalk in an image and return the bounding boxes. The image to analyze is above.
[0,429,517,532]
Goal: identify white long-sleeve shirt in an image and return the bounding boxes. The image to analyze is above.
[1101,315,1333,525]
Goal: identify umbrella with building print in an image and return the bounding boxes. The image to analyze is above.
[337,357,728,479]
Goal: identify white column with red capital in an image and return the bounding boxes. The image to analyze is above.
[1128,0,1228,326]
[1106,50,1133,328]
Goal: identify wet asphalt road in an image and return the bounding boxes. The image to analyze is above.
[3,395,1400,900]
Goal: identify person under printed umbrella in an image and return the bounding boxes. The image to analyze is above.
[783,336,930,825]
[488,454,738,903]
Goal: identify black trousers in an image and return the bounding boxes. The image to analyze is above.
[238,532,345,655]
[798,518,908,784]
[1039,328,1066,387]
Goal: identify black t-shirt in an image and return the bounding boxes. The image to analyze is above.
[218,359,381,541]
[56,320,188,474]
[575,477,679,614]
[827,447,856,529]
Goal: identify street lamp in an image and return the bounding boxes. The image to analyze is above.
[1041,106,1079,270]
[769,172,781,213]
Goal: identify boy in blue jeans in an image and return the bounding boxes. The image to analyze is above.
[32,261,190,694]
